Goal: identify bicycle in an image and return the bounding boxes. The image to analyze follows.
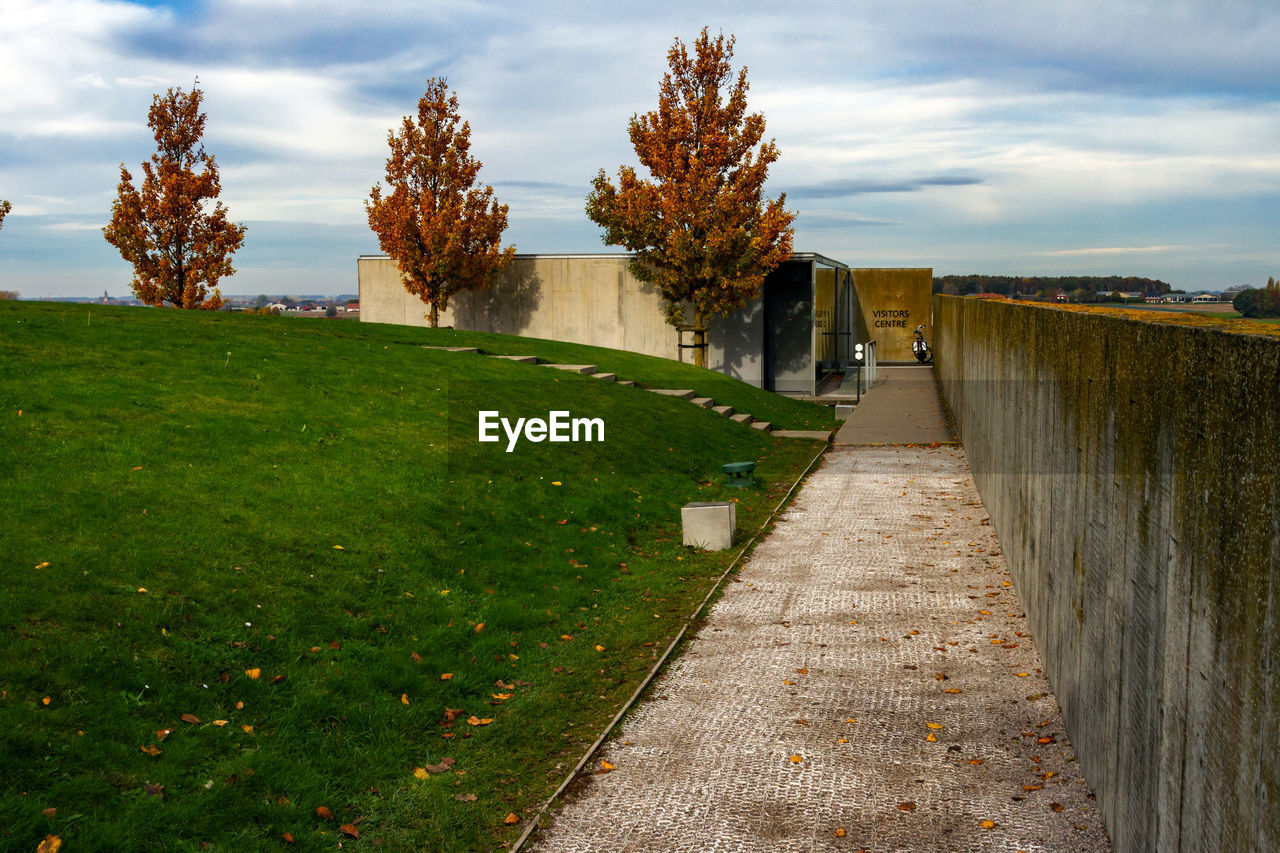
[912,324,932,363]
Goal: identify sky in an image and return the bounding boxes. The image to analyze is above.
[1,0,1278,298]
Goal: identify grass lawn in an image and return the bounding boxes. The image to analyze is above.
[0,301,827,852]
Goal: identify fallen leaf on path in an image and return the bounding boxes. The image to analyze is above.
[1050,802,1065,812]
[968,758,985,765]
[596,760,615,774]
[925,733,937,742]
[926,722,943,729]
[833,828,847,837]
[897,802,916,811]
[980,820,996,829]
[789,755,803,764]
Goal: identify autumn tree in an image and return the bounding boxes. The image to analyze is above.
[586,28,795,366]
[103,84,245,310]
[366,78,515,327]
[0,199,11,232]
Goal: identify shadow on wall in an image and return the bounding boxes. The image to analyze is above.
[453,267,543,335]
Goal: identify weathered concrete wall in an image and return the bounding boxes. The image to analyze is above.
[358,254,681,361]
[933,296,1280,852]
[851,268,933,362]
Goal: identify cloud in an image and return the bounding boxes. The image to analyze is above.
[788,176,983,199]
[1037,245,1200,257]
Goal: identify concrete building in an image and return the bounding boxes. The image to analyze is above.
[358,253,931,396]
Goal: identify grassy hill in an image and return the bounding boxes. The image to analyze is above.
[0,301,827,852]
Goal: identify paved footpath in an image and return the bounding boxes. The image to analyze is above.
[530,374,1112,852]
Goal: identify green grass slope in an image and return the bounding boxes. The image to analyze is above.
[0,302,826,852]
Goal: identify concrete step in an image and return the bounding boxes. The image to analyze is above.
[771,429,833,441]
[591,372,617,382]
[689,397,715,408]
[489,354,538,364]
[546,364,597,375]
[729,412,753,425]
[421,345,479,354]
[650,389,696,400]
[710,405,735,417]
[750,420,772,431]
[617,380,638,388]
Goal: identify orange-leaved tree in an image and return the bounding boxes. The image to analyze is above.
[366,78,515,328]
[103,84,245,310]
[0,199,10,232]
[586,28,795,367]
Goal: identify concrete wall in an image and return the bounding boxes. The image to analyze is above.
[933,296,1280,852]
[851,268,933,362]
[358,254,680,361]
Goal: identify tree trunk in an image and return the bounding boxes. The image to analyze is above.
[428,303,439,328]
[694,310,707,369]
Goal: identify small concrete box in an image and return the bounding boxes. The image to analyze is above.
[834,404,854,420]
[681,501,737,551]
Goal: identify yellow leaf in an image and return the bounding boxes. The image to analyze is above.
[37,836,62,853]
[837,737,849,744]
[211,719,228,727]
[508,653,519,661]
[401,693,410,705]
[492,693,512,700]
[242,724,254,733]
[783,680,795,685]
[968,758,985,765]
[137,587,148,593]
[34,561,50,570]
[595,645,605,652]
[140,744,162,756]
[413,767,429,780]
[466,716,493,726]
[246,668,261,680]
[943,688,963,694]
[551,481,562,486]
[925,732,937,742]
[833,828,847,838]
[503,813,519,825]
[440,673,453,680]
[845,718,857,724]
[980,819,996,829]
[789,755,803,764]
[41,696,51,706]
[474,622,485,632]
[332,545,344,550]
[926,722,943,729]
[439,589,449,595]
[599,760,616,772]
[1016,672,1031,677]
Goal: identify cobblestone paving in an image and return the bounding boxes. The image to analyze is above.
[530,446,1112,853]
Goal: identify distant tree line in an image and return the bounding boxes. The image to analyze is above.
[934,275,1173,299]
[1232,277,1280,318]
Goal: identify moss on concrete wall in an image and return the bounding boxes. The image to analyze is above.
[934,295,1280,853]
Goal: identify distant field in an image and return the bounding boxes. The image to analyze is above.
[0,301,827,851]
